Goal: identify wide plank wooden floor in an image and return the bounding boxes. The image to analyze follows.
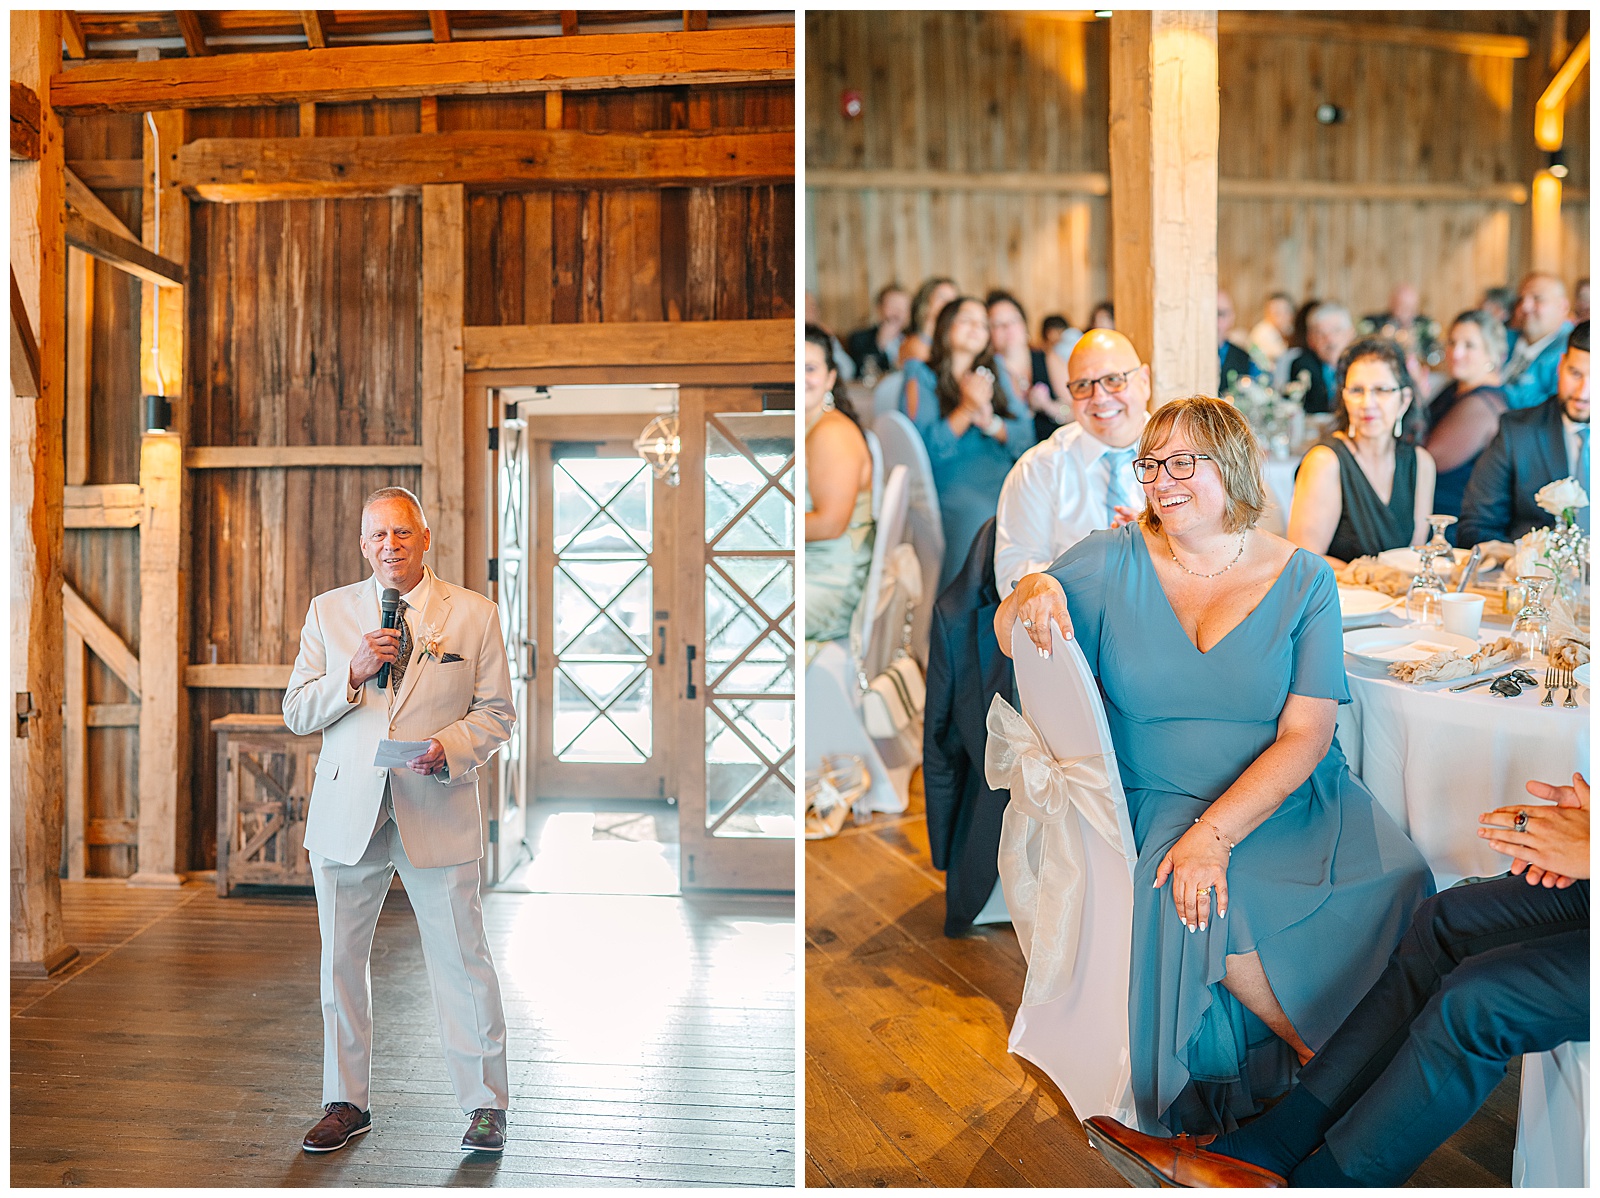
[804,778,1520,1188]
[14,877,794,1187]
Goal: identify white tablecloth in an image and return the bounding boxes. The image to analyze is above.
[1337,661,1591,888]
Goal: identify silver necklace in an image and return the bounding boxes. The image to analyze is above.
[1168,531,1247,579]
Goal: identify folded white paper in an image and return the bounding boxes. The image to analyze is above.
[374,739,432,768]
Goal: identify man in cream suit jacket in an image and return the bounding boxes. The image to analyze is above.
[284,486,515,1155]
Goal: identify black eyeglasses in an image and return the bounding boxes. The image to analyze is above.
[1132,453,1215,483]
[1066,370,1138,400]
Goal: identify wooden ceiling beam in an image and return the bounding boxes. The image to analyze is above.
[51,26,793,113]
[429,11,452,43]
[300,10,326,49]
[1217,13,1529,58]
[684,12,709,33]
[63,165,141,243]
[11,81,41,160]
[560,12,580,37]
[464,319,795,372]
[174,128,794,200]
[11,268,41,399]
[65,211,185,288]
[62,12,89,59]
[175,10,210,57]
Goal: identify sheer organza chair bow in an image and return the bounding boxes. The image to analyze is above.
[986,620,1139,1126]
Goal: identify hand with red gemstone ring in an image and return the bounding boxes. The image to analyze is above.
[406,739,447,776]
[1478,774,1589,887]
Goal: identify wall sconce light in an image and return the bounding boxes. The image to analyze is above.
[1547,149,1569,179]
[144,394,171,433]
[1094,10,1113,18]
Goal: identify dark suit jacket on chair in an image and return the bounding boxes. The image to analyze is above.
[1458,396,1583,546]
[923,517,1015,938]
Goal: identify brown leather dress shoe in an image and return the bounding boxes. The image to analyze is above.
[302,1102,372,1153]
[462,1108,507,1153]
[1084,1116,1286,1188]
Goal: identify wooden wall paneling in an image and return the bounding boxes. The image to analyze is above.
[523,192,554,324]
[133,433,184,886]
[65,248,92,485]
[660,187,689,320]
[580,190,603,321]
[422,184,466,586]
[64,628,88,879]
[551,191,583,322]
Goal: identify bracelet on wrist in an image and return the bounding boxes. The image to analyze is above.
[1193,815,1235,852]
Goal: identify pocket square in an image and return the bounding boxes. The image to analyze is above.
[441,653,465,664]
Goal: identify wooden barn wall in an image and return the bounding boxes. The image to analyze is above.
[807,11,1589,339]
[62,111,146,876]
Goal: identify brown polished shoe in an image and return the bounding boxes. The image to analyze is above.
[462,1107,507,1153]
[1084,1116,1286,1188]
[302,1102,372,1153]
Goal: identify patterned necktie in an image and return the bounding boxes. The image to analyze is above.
[1105,447,1137,527]
[389,600,414,691]
[1578,426,1590,489]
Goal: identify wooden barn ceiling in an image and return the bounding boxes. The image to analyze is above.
[61,10,792,59]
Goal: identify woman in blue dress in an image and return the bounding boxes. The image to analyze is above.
[997,396,1434,1138]
[902,295,1037,589]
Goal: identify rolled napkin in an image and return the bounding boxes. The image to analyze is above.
[1387,635,1526,685]
[983,693,1121,1008]
[1550,639,1591,670]
[1337,556,1413,597]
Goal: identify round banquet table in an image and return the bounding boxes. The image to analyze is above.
[1335,656,1591,889]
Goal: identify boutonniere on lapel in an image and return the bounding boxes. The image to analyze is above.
[416,624,445,663]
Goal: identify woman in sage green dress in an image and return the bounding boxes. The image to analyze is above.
[804,324,874,654]
[999,396,1434,1137]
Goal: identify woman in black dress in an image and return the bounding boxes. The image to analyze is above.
[986,290,1071,441]
[1422,310,1509,531]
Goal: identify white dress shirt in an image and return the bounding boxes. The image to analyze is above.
[993,416,1149,592]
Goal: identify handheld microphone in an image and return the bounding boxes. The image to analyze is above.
[377,588,400,689]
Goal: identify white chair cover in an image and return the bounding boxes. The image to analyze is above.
[864,429,885,522]
[873,369,905,422]
[872,410,944,667]
[991,620,1138,1127]
[1513,1041,1590,1188]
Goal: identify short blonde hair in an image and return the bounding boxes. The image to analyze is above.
[1138,396,1266,535]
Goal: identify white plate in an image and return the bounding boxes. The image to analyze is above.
[1343,626,1480,667]
[1337,587,1395,618]
[1577,663,1591,688]
[1376,546,1472,577]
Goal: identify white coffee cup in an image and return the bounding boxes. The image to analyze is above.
[1439,593,1485,639]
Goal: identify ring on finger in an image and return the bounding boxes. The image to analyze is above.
[1021,618,1034,629]
[1513,809,1529,833]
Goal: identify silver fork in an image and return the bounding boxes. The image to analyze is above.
[1540,666,1556,707]
[1563,667,1579,709]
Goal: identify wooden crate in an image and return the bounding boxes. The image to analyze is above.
[213,714,318,895]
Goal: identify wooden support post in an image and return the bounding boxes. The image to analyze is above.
[422,184,465,586]
[65,247,91,485]
[131,433,185,887]
[141,109,188,400]
[300,11,326,50]
[64,627,87,880]
[544,91,563,130]
[419,96,438,133]
[10,9,77,977]
[1530,171,1563,275]
[176,10,210,57]
[298,101,315,137]
[62,12,88,60]
[1108,10,1218,406]
[560,11,580,38]
[429,11,452,43]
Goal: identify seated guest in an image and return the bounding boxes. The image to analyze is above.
[1084,771,1588,1188]
[898,276,959,368]
[1088,300,1115,331]
[1360,282,1442,369]
[1459,320,1590,545]
[1480,284,1517,330]
[845,282,910,380]
[1288,337,1436,568]
[999,397,1434,1138]
[1277,302,1355,414]
[923,517,1015,938]
[1423,310,1509,527]
[1247,292,1295,373]
[1217,289,1262,395]
[903,296,1036,589]
[993,329,1149,593]
[1041,312,1081,364]
[1501,273,1573,411]
[803,324,874,649]
[987,289,1072,441]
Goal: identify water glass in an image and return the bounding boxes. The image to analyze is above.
[1510,573,1554,658]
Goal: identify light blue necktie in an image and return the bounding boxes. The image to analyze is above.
[1578,426,1590,489]
[1105,447,1136,527]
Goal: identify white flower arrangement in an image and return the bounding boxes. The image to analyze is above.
[417,623,444,662]
[1535,477,1589,519]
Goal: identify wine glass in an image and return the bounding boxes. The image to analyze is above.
[1511,572,1554,658]
[1425,514,1458,583]
[1404,543,1446,627]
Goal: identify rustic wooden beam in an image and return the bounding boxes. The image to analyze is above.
[298,101,315,137]
[185,664,293,689]
[64,484,143,528]
[66,157,143,189]
[684,12,709,33]
[61,581,141,696]
[429,11,452,43]
[11,80,41,160]
[62,12,89,60]
[65,249,91,486]
[1217,13,1529,58]
[65,210,184,287]
[63,627,87,880]
[87,818,138,847]
[561,11,580,37]
[419,96,438,132]
[12,9,77,979]
[806,168,1109,195]
[142,109,188,403]
[463,318,795,371]
[174,128,795,201]
[422,184,466,587]
[1217,178,1531,205]
[64,165,140,243]
[544,91,563,129]
[133,432,184,887]
[175,10,210,57]
[184,444,424,469]
[51,26,795,113]
[11,267,41,399]
[1535,30,1590,151]
[299,10,325,50]
[87,703,141,728]
[1110,10,1218,405]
